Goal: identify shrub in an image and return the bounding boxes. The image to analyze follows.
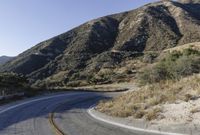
[145,107,161,121]
[138,49,200,84]
[70,72,80,80]
[0,72,29,95]
[143,52,159,63]
[66,81,81,87]
[96,74,200,120]
[182,48,200,56]
[172,55,200,77]
[87,69,114,84]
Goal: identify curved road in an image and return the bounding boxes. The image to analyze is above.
[0,92,156,135]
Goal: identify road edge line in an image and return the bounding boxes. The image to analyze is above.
[87,106,187,135]
[0,93,81,114]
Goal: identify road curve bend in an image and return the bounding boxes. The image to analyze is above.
[0,92,158,135]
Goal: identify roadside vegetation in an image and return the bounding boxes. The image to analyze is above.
[96,47,200,121]
[0,72,42,104]
[0,73,29,104]
[139,48,200,84]
[97,74,200,120]
[0,72,28,95]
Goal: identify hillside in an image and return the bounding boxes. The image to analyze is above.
[97,46,200,121]
[0,0,200,88]
[0,56,13,65]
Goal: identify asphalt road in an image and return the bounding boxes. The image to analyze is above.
[0,92,157,135]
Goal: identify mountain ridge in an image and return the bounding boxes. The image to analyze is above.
[0,56,14,65]
[0,0,200,88]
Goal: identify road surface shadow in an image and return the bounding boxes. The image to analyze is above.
[0,92,111,132]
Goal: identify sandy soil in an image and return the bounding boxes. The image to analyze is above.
[152,98,200,126]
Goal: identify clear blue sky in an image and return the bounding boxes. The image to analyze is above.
[0,0,158,56]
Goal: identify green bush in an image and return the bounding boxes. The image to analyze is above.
[182,48,200,56]
[172,55,200,77]
[0,72,29,95]
[88,75,112,85]
[66,81,81,87]
[143,51,159,63]
[138,49,200,84]
[0,73,28,88]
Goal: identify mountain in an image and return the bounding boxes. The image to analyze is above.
[0,56,13,65]
[0,0,200,88]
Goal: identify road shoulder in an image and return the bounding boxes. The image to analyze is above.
[88,107,191,135]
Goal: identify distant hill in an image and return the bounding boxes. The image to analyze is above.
[0,0,200,88]
[0,56,13,65]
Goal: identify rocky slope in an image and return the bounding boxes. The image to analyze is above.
[0,0,200,88]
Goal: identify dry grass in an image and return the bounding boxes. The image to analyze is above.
[96,74,200,120]
[190,107,200,114]
[163,42,200,52]
[145,107,162,121]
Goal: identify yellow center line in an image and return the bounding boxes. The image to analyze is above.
[48,106,66,135]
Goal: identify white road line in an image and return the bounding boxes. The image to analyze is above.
[0,93,81,114]
[88,107,187,135]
